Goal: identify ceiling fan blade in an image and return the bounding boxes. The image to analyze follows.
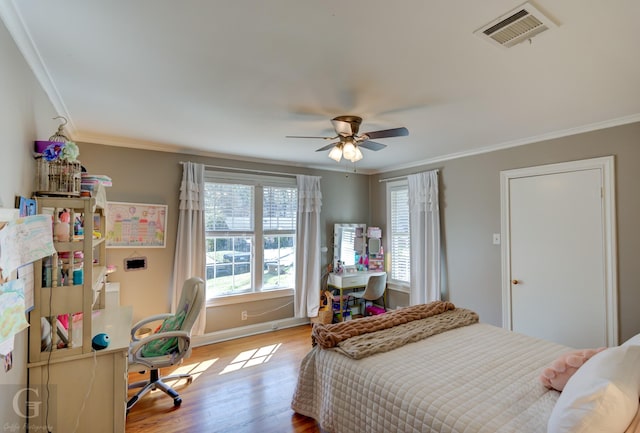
[286,135,337,140]
[362,127,409,140]
[358,141,387,151]
[316,142,340,152]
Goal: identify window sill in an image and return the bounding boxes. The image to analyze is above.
[207,288,294,307]
[387,282,410,294]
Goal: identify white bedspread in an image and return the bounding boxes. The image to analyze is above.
[292,323,571,433]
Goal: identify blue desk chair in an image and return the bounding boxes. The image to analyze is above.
[127,277,204,412]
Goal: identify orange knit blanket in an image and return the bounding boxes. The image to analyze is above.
[311,301,456,349]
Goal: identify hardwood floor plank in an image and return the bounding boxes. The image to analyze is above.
[126,325,320,433]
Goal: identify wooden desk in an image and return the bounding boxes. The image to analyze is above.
[328,271,386,320]
[27,306,132,433]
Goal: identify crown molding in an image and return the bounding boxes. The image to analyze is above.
[0,0,76,134]
[372,113,640,174]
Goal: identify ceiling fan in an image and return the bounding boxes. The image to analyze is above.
[286,115,409,163]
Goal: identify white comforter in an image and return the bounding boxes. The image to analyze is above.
[292,323,571,433]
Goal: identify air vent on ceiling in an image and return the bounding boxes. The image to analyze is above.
[474,2,557,48]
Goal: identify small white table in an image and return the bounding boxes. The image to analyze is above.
[328,271,386,320]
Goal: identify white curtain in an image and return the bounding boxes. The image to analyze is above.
[172,162,206,335]
[408,170,441,305]
[294,175,322,318]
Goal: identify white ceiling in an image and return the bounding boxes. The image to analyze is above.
[2,0,640,173]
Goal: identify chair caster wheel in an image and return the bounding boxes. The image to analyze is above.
[174,397,182,407]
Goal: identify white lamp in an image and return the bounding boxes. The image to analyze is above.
[328,144,343,162]
[350,146,363,162]
[342,139,356,160]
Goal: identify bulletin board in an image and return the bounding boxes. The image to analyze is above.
[106,202,167,248]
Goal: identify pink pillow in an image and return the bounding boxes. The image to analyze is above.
[540,347,606,391]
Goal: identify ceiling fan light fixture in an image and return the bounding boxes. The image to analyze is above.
[350,146,363,162]
[328,145,343,162]
[289,114,408,164]
[342,140,356,160]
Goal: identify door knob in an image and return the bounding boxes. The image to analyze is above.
[512,279,519,285]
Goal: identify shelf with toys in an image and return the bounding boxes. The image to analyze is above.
[28,196,107,363]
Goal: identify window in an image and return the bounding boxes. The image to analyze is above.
[204,172,297,299]
[387,180,410,284]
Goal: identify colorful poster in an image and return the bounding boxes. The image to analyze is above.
[106,202,167,248]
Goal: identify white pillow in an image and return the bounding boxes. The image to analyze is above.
[623,333,640,347]
[548,345,640,433]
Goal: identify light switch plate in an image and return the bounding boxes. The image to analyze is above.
[492,233,501,245]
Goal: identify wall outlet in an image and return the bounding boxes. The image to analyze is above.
[241,310,248,320]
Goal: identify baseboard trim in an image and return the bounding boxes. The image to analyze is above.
[192,317,310,347]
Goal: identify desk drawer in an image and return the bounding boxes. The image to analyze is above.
[338,275,366,288]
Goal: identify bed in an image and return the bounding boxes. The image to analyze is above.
[292,302,640,433]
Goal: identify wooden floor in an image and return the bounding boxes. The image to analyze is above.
[125,325,320,433]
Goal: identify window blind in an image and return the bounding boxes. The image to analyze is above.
[390,184,410,282]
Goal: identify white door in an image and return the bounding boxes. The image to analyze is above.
[500,157,617,348]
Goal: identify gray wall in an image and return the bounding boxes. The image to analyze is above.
[0,19,60,431]
[77,142,370,330]
[371,122,640,342]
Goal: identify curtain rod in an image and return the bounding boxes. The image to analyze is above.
[180,161,314,178]
[378,169,439,183]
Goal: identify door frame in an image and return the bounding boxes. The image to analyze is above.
[499,156,618,345]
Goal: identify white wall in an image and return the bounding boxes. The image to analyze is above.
[0,19,59,431]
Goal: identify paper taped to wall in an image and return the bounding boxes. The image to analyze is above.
[0,214,55,279]
[0,279,29,346]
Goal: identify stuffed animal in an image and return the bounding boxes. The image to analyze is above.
[540,347,606,391]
